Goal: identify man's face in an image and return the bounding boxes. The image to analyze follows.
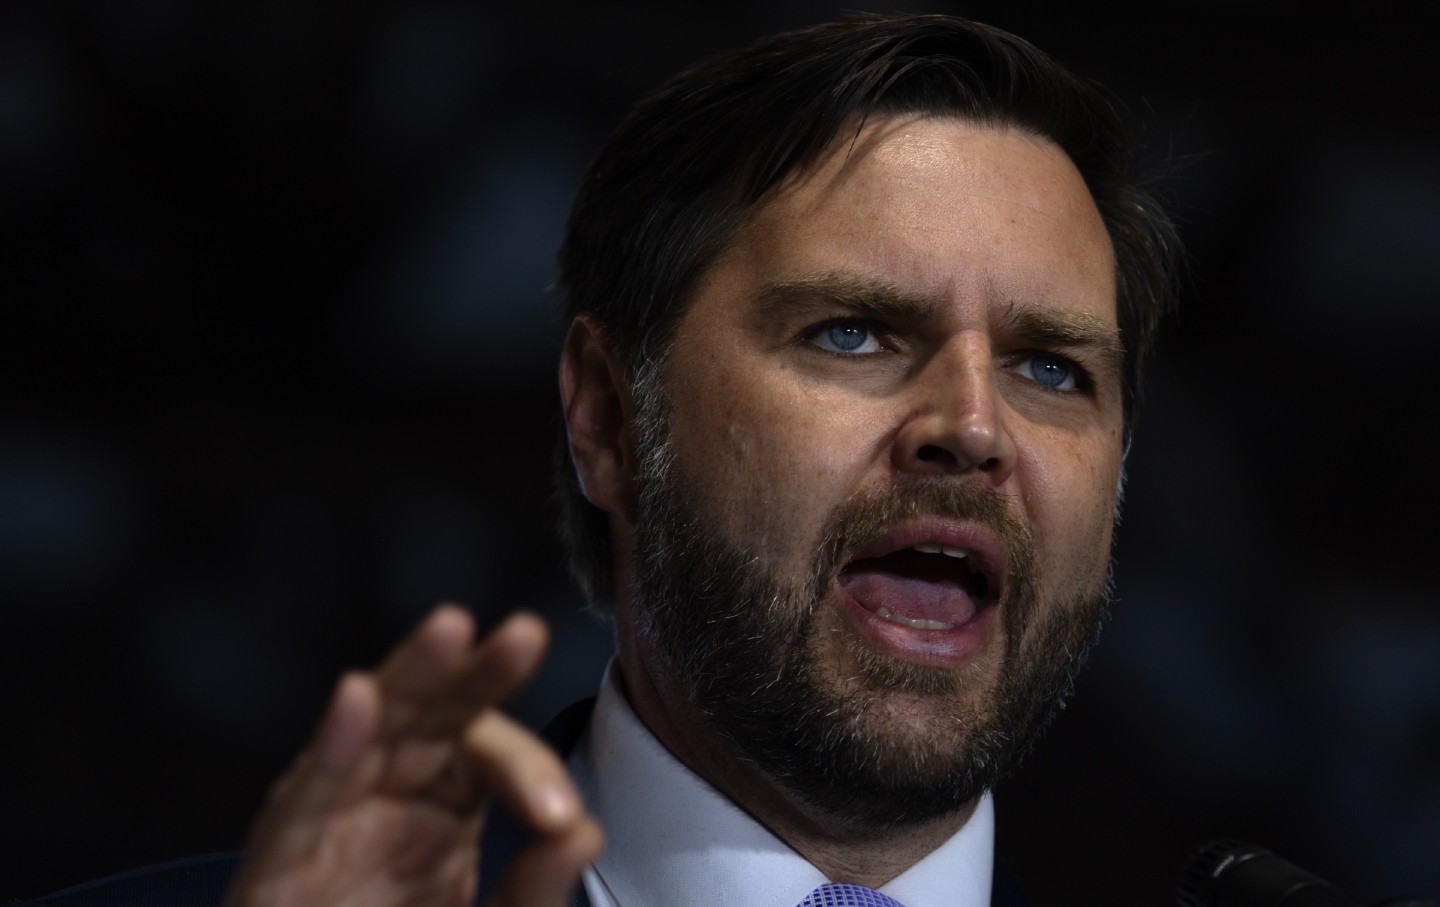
[627,116,1124,828]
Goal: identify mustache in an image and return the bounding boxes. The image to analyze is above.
[810,477,1035,593]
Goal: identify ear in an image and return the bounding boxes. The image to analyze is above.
[559,314,639,525]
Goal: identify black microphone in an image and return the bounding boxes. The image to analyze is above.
[1177,838,1438,907]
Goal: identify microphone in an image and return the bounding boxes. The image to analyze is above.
[1176,838,1438,907]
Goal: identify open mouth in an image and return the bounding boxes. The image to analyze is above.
[838,542,997,631]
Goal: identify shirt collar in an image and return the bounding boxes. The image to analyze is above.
[569,662,994,907]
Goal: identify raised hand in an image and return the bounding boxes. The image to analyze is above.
[222,606,603,907]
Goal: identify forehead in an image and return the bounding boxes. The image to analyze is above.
[707,115,1116,327]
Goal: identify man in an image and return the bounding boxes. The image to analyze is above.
[34,13,1177,907]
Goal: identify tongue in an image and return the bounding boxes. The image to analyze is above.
[838,560,978,626]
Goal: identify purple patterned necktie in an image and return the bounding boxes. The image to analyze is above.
[797,883,908,907]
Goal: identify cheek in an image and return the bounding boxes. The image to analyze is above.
[1017,429,1121,585]
[667,371,876,559]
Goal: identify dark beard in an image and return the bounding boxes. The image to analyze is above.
[630,403,1112,831]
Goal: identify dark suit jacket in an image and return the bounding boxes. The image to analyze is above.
[15,698,1034,907]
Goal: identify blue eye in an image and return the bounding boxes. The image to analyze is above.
[1018,353,1077,390]
[809,321,881,354]
[829,324,868,351]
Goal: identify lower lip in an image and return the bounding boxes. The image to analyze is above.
[840,589,998,669]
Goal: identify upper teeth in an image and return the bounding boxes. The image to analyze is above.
[913,544,968,559]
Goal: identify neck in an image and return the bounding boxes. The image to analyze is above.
[614,640,978,888]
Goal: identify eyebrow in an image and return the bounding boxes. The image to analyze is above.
[755,273,1124,361]
[997,302,1125,365]
[755,274,937,322]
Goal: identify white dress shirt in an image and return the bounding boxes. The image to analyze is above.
[568,665,995,907]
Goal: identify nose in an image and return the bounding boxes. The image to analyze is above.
[891,334,1016,484]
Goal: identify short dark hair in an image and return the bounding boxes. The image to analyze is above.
[554,12,1180,607]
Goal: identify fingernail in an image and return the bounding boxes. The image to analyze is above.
[533,782,576,828]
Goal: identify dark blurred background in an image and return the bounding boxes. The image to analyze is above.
[3,1,1438,904]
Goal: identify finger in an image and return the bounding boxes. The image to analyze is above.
[376,604,477,700]
[378,613,552,798]
[314,671,383,775]
[463,708,582,835]
[256,607,474,823]
[484,817,604,907]
[236,671,383,871]
[408,612,550,738]
[455,611,550,705]
[268,671,383,813]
